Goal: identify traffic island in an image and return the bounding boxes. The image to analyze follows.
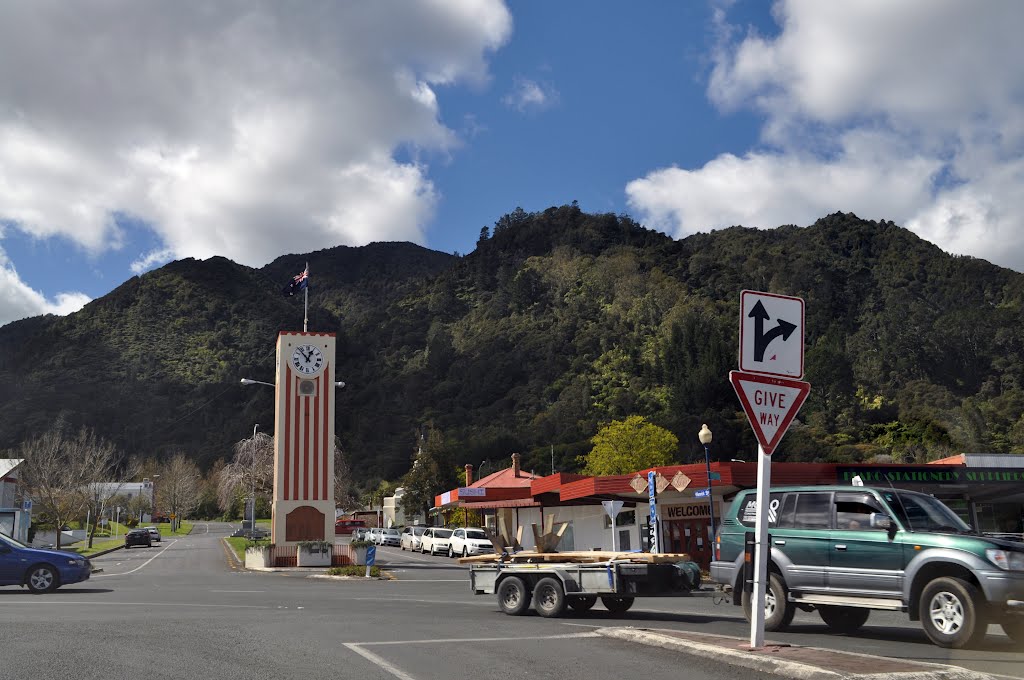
[598,627,993,680]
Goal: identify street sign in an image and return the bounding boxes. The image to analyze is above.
[694,488,711,498]
[709,472,721,481]
[648,471,659,553]
[730,371,811,455]
[739,290,804,378]
[601,500,624,519]
[22,499,32,512]
[366,545,376,566]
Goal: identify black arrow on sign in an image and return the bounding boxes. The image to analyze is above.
[749,300,797,362]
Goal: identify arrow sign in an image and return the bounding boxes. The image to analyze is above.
[740,291,804,378]
[730,370,811,455]
[694,488,711,498]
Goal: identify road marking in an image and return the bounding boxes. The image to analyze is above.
[344,643,418,680]
[362,632,601,646]
[93,539,179,578]
[210,590,265,593]
[343,633,600,680]
[0,601,269,609]
[351,597,490,606]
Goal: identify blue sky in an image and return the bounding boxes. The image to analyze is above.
[2,1,1023,326]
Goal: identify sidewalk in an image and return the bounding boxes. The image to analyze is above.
[599,627,997,680]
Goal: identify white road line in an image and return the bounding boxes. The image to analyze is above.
[351,597,491,606]
[344,643,418,680]
[361,632,601,646]
[93,539,179,578]
[343,633,600,680]
[210,590,265,593]
[0,601,269,609]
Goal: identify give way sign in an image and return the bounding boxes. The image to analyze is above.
[730,371,811,455]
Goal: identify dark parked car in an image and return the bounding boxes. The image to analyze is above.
[125,528,152,549]
[0,532,92,593]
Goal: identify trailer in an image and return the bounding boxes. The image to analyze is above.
[464,551,701,618]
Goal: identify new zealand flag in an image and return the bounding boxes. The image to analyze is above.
[282,267,309,296]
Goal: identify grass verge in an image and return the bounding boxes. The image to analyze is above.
[225,537,248,562]
[70,537,124,557]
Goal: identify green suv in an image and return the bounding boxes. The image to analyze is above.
[710,485,1024,648]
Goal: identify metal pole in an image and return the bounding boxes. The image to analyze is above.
[750,443,771,648]
[252,424,258,532]
[303,262,309,332]
[704,444,717,540]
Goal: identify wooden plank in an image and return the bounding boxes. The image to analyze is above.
[457,551,692,565]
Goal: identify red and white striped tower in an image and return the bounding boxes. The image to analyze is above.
[271,331,336,545]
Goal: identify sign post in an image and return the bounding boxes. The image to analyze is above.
[647,471,659,553]
[602,500,624,552]
[365,545,376,578]
[733,290,809,649]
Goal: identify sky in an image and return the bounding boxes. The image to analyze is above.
[2,1,1024,327]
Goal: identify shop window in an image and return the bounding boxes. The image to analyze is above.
[604,509,636,529]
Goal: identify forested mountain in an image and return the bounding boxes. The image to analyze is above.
[3,206,1023,489]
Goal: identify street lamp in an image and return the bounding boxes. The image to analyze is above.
[698,424,716,543]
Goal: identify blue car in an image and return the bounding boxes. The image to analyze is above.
[0,532,92,593]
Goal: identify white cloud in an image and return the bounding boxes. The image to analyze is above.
[629,0,1024,270]
[503,77,559,113]
[0,248,91,325]
[0,1,512,273]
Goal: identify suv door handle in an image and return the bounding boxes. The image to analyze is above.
[835,544,847,551]
[774,540,786,546]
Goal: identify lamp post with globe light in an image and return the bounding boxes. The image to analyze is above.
[698,424,716,543]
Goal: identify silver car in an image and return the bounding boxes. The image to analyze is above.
[144,526,162,543]
[378,528,400,547]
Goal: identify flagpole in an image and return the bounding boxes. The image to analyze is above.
[303,261,309,332]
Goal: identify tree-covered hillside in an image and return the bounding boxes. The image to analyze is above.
[3,206,1023,489]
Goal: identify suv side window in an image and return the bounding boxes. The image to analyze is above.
[834,492,884,530]
[793,492,832,529]
[454,530,464,539]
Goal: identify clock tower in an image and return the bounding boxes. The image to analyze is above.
[271,331,336,545]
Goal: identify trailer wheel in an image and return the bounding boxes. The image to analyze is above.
[568,596,597,612]
[601,596,634,614]
[497,577,531,616]
[534,577,568,618]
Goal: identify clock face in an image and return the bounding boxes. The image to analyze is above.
[290,343,324,375]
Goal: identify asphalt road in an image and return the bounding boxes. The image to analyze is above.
[1,523,1020,680]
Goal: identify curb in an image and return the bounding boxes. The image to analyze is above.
[597,628,996,680]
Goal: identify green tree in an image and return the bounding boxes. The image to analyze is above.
[579,415,678,475]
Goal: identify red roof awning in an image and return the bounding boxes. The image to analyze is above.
[460,498,541,509]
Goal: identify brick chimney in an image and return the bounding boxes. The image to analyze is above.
[464,464,474,485]
[511,452,521,478]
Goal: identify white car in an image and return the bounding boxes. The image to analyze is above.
[378,528,400,547]
[400,526,426,551]
[367,527,380,544]
[447,527,492,558]
[419,527,453,556]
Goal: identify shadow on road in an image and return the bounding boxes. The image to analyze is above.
[0,587,114,596]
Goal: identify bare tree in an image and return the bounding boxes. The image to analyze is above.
[334,436,357,511]
[157,454,201,531]
[216,432,273,516]
[82,457,139,548]
[19,423,126,549]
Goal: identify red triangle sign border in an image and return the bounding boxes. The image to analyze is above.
[729,370,811,455]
